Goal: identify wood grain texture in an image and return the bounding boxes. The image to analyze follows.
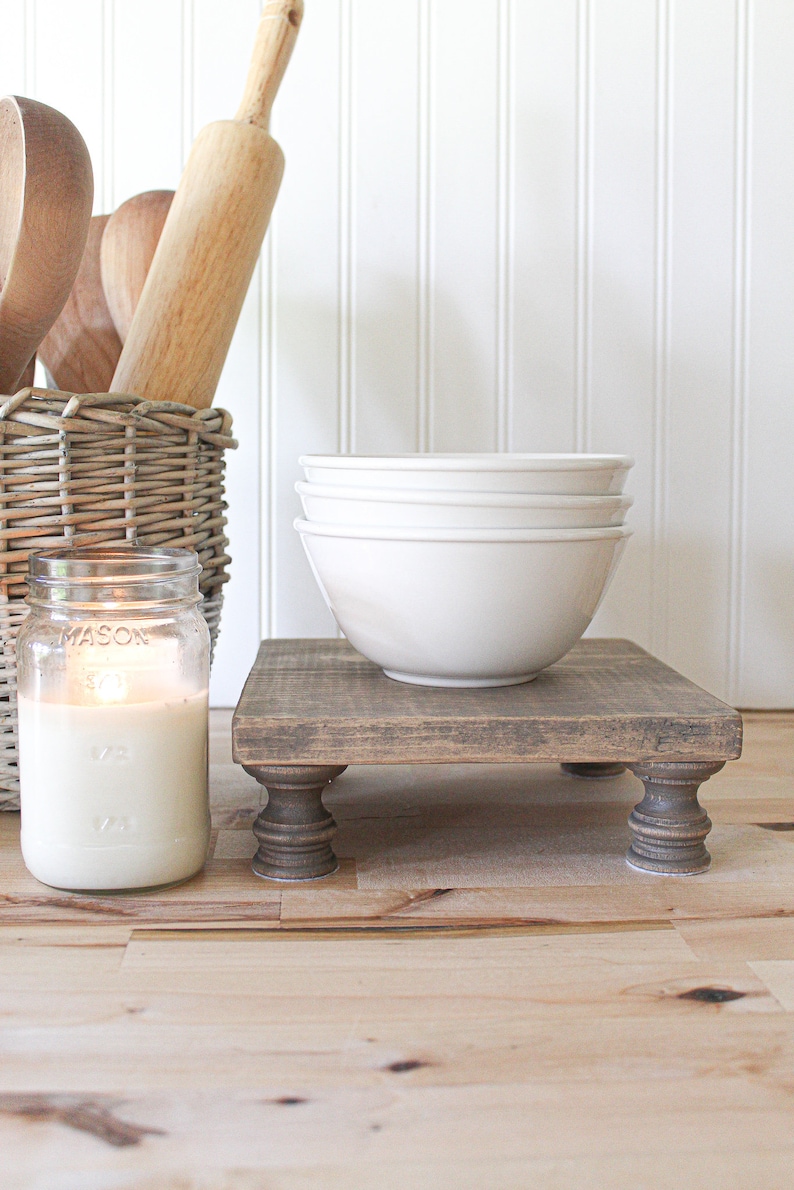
[17,355,35,389]
[247,764,347,881]
[38,215,122,393]
[1,711,793,1182]
[0,95,93,395]
[232,638,743,765]
[110,0,303,409]
[627,761,724,876]
[99,190,174,343]
[0,813,280,925]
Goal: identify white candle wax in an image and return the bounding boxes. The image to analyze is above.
[18,689,210,890]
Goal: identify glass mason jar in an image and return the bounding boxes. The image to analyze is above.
[16,546,211,892]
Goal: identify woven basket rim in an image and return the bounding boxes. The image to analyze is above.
[0,388,238,449]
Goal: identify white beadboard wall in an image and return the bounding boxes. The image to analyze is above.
[1,0,792,708]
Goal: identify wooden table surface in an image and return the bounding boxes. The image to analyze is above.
[2,709,793,1186]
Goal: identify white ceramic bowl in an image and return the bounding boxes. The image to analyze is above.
[295,518,631,687]
[296,481,633,529]
[300,453,634,495]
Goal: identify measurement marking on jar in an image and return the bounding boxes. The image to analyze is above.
[92,816,135,833]
[89,745,129,764]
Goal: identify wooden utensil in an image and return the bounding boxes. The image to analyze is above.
[100,190,174,342]
[0,95,93,395]
[18,355,35,388]
[38,215,122,393]
[111,0,303,409]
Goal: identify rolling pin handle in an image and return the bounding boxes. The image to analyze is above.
[235,0,304,130]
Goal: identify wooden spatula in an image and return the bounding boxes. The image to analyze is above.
[110,0,303,409]
[100,190,174,343]
[38,214,122,393]
[13,354,37,390]
[0,95,93,395]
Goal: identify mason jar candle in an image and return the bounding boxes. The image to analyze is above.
[16,546,211,891]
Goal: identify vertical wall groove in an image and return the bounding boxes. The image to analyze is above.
[338,0,355,453]
[23,0,36,95]
[259,23,275,642]
[651,0,673,657]
[262,222,277,639]
[101,0,115,213]
[261,16,280,641]
[416,0,434,452]
[727,0,752,703]
[495,0,514,452]
[3,2,782,703]
[181,0,195,159]
[574,0,594,452]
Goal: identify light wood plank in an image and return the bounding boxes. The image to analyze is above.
[2,1082,794,1167]
[1,1010,791,1095]
[69,959,791,1014]
[0,845,281,925]
[674,918,794,961]
[5,1154,794,1190]
[749,961,794,1011]
[279,881,794,926]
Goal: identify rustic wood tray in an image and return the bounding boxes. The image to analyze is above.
[232,638,743,881]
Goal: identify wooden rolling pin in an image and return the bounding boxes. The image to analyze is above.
[111,0,303,409]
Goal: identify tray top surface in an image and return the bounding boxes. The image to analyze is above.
[232,638,742,766]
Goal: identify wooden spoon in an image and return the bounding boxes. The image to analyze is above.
[100,189,174,343]
[18,354,35,388]
[0,95,93,395]
[38,214,122,393]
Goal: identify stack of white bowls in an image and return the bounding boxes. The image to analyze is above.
[295,454,633,688]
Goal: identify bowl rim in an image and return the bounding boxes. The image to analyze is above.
[294,518,633,543]
[299,452,634,472]
[296,480,634,509]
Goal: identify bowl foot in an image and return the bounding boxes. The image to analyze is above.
[382,669,539,688]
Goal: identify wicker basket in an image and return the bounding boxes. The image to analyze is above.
[0,388,237,810]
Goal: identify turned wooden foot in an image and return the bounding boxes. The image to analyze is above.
[561,762,627,779]
[626,761,725,875]
[244,764,347,882]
